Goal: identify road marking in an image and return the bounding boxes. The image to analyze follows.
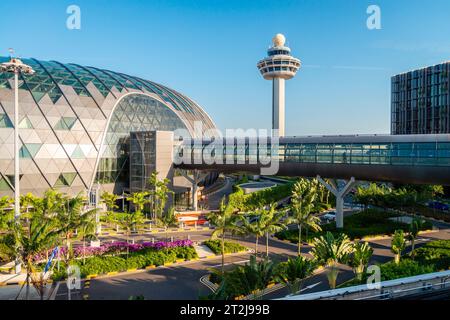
[300,281,321,292]
[208,260,250,268]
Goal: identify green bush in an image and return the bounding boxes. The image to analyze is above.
[276,209,433,242]
[414,240,450,270]
[50,246,197,280]
[204,240,246,254]
[379,259,436,281]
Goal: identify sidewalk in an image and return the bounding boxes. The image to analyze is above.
[99,226,212,237]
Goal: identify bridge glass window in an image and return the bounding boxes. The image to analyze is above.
[248,143,258,163]
[285,144,300,162]
[414,143,437,165]
[370,144,391,165]
[349,144,371,164]
[390,143,413,165]
[300,144,316,163]
[437,143,450,166]
[333,144,351,164]
[316,144,333,163]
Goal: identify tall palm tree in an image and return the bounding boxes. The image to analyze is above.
[240,214,265,257]
[288,179,322,256]
[311,232,353,289]
[77,213,97,265]
[391,230,406,264]
[260,204,287,258]
[148,171,173,220]
[407,218,423,259]
[241,204,286,258]
[350,241,373,281]
[275,256,316,295]
[207,198,243,274]
[56,193,98,261]
[100,191,119,230]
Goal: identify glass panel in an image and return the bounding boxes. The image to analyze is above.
[0,113,13,128]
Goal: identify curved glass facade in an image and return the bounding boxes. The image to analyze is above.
[96,94,187,186]
[0,56,216,196]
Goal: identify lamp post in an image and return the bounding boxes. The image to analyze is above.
[0,53,35,221]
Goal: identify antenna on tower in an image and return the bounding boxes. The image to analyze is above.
[8,48,14,59]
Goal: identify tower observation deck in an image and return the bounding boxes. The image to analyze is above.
[257,34,301,137]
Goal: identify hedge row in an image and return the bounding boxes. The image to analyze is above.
[204,240,247,255]
[227,182,294,212]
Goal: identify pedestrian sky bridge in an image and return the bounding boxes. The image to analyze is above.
[175,134,450,186]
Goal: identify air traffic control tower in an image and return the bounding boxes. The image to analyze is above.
[257,34,301,137]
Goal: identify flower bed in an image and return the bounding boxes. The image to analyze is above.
[41,240,197,280]
[35,239,193,261]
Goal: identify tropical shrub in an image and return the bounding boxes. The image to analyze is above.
[379,259,435,281]
[414,240,450,270]
[391,230,406,264]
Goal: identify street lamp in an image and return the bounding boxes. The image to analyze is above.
[0,53,35,220]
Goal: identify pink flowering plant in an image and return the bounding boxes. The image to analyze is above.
[34,239,194,262]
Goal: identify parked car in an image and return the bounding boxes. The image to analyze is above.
[427,201,449,211]
[322,211,336,222]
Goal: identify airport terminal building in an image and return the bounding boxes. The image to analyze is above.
[0,57,217,200]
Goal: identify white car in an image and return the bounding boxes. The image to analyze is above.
[322,212,336,222]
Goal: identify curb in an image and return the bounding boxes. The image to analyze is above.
[81,256,204,281]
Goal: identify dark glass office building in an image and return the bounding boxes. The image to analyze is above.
[391,61,450,135]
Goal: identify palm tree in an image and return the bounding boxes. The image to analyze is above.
[55,193,98,261]
[12,215,59,300]
[77,213,97,265]
[407,218,423,259]
[241,204,286,258]
[311,232,353,289]
[148,171,173,220]
[127,191,150,218]
[155,207,178,240]
[275,256,316,295]
[391,230,406,264]
[207,198,243,274]
[260,204,287,258]
[288,179,322,256]
[240,213,265,257]
[350,241,373,281]
[116,211,145,256]
[233,255,275,299]
[100,191,119,230]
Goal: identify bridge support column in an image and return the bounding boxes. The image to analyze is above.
[317,176,358,229]
[181,170,208,211]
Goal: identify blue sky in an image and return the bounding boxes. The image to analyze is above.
[1,0,450,135]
